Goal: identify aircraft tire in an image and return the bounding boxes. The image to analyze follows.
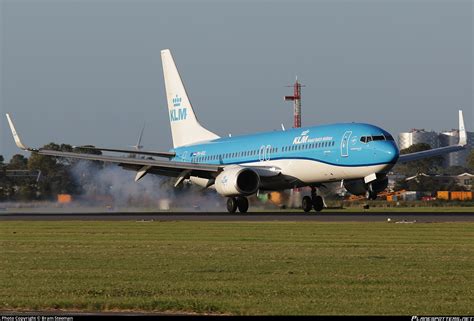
[236,196,249,213]
[313,195,324,212]
[302,196,312,212]
[227,197,238,213]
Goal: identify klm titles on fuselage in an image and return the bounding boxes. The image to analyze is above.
[170,95,187,122]
[292,130,333,145]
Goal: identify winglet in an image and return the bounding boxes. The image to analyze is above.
[458,110,467,146]
[5,114,35,151]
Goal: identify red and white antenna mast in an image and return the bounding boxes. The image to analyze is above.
[284,76,305,128]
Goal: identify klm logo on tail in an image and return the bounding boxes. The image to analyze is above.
[173,96,182,107]
[170,95,187,122]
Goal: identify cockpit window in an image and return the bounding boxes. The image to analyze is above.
[361,135,390,143]
[360,134,394,143]
[360,136,373,143]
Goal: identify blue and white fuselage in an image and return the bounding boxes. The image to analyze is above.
[171,122,399,190]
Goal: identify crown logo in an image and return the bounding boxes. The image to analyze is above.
[172,95,182,107]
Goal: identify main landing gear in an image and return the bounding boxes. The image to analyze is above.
[302,187,324,213]
[227,196,249,213]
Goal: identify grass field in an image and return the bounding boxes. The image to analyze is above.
[264,206,474,213]
[1,221,473,315]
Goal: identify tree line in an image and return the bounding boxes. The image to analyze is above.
[0,143,102,201]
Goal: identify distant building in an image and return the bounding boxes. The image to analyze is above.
[398,129,439,150]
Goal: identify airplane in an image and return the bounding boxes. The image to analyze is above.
[6,49,468,213]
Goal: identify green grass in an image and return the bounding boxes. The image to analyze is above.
[253,206,474,213]
[1,221,473,315]
[323,205,474,212]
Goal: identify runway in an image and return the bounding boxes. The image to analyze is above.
[1,212,473,222]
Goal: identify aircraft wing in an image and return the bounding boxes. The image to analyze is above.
[73,146,176,158]
[398,110,468,163]
[38,149,219,179]
[6,114,220,181]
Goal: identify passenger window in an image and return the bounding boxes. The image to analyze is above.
[372,135,385,141]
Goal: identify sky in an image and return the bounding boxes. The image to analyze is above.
[0,0,472,161]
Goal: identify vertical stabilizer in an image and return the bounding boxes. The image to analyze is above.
[161,49,219,148]
[458,110,467,146]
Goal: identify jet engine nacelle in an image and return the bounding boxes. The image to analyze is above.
[214,167,260,197]
[343,176,388,196]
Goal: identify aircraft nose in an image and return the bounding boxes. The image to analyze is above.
[383,142,399,163]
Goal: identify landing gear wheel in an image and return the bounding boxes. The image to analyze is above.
[302,196,312,212]
[236,196,249,213]
[227,197,238,213]
[312,195,324,212]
